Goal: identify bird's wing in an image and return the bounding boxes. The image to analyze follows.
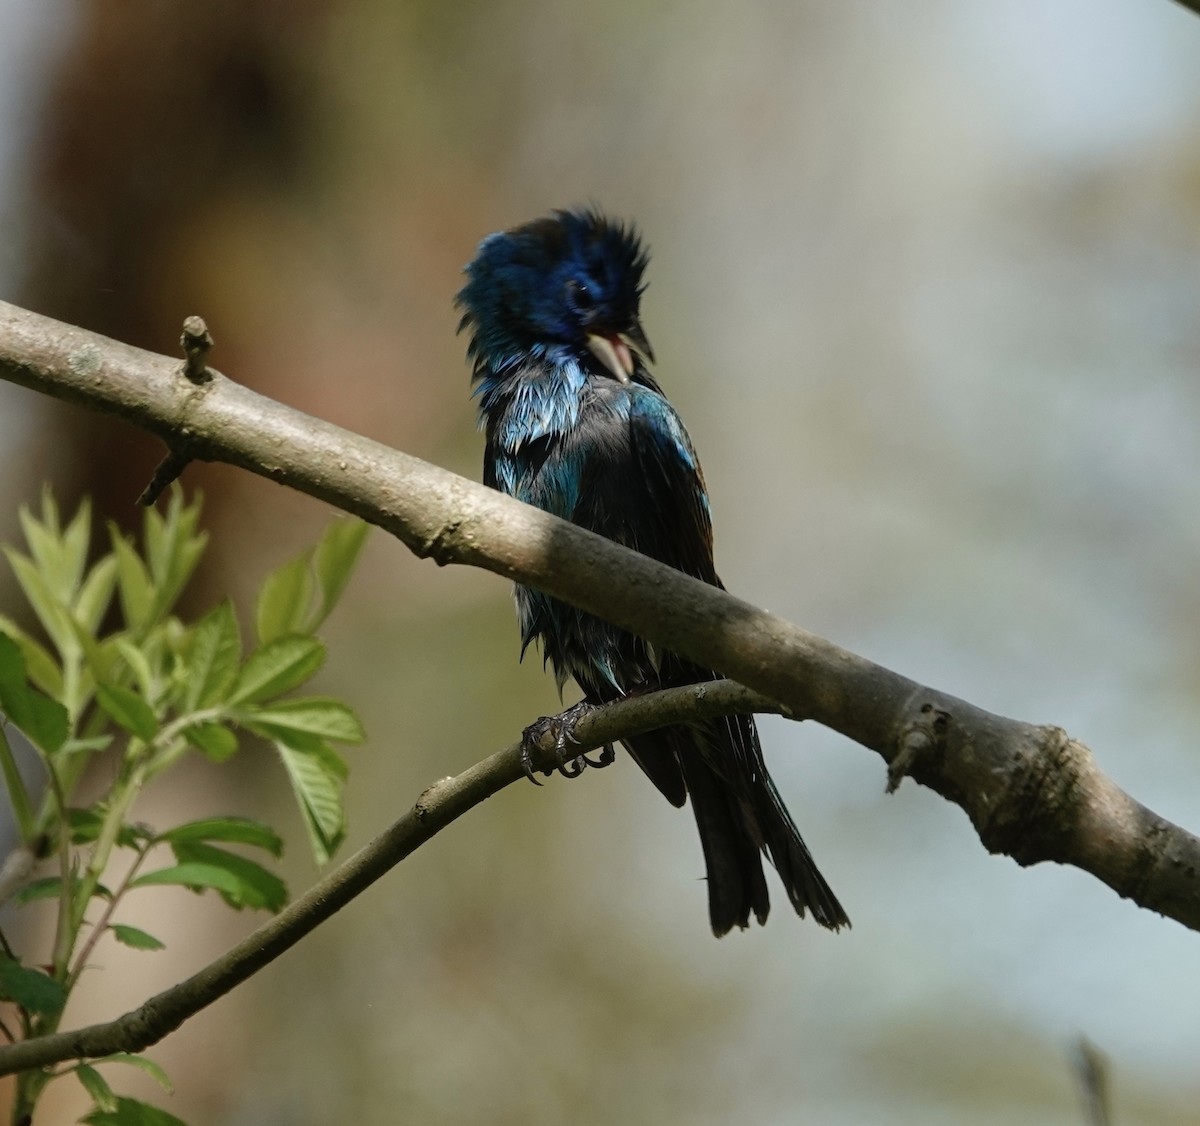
[623,387,717,585]
[625,387,770,792]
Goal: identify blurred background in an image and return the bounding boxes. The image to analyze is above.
[2,0,1200,1121]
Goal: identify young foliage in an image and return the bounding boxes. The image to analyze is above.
[0,956,66,1016]
[82,1096,188,1126]
[0,489,368,1125]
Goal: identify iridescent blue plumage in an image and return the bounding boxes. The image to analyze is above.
[457,208,848,935]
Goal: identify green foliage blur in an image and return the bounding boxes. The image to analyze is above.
[0,489,367,1125]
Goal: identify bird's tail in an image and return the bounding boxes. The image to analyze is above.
[634,715,849,936]
[753,766,850,932]
[679,751,771,936]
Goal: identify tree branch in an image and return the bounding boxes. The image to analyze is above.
[0,681,773,1076]
[0,299,1197,938]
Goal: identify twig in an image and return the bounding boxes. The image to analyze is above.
[137,449,192,507]
[137,316,215,505]
[1073,1038,1112,1126]
[67,845,152,990]
[178,316,213,384]
[0,681,774,1077]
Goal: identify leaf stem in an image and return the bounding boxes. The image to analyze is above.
[47,765,73,982]
[69,752,149,943]
[67,844,152,990]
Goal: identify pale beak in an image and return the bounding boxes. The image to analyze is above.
[587,334,633,384]
[586,323,654,385]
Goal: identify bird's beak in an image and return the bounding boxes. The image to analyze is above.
[586,321,654,385]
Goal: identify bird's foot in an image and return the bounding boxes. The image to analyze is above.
[520,701,616,783]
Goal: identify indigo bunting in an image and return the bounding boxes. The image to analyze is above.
[457,208,848,935]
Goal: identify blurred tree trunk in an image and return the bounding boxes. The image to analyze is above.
[20,1,327,524]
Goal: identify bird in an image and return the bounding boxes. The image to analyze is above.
[456,207,848,936]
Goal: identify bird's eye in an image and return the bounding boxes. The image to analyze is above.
[566,279,595,312]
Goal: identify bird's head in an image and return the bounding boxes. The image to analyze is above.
[456,208,654,385]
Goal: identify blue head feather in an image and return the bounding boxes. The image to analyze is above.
[456,207,650,397]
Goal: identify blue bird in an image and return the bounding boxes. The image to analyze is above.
[457,208,848,935]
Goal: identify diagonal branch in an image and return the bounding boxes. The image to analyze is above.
[0,299,1198,941]
[0,681,773,1077]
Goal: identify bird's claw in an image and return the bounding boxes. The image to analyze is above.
[518,737,545,786]
[580,743,616,769]
[519,702,616,782]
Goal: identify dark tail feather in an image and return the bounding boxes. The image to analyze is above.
[623,733,687,808]
[680,752,770,936]
[756,772,850,932]
[624,718,849,936]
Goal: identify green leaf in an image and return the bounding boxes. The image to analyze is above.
[76,629,122,693]
[67,807,105,843]
[18,500,60,583]
[82,1095,187,1126]
[241,697,365,744]
[76,1063,118,1112]
[143,504,168,587]
[168,841,287,912]
[96,1054,174,1093]
[114,637,156,702]
[13,875,112,905]
[128,862,246,900]
[0,615,62,697]
[255,553,316,645]
[273,727,348,778]
[129,856,286,911]
[18,492,90,606]
[61,495,94,599]
[0,955,66,1014]
[109,924,165,951]
[157,816,283,857]
[0,632,25,693]
[312,517,369,625]
[3,548,77,658]
[143,490,207,621]
[96,683,159,742]
[12,876,63,904]
[253,518,369,643]
[74,553,118,633]
[110,531,155,635]
[274,735,347,865]
[35,485,61,533]
[182,722,238,762]
[20,690,69,754]
[182,601,240,711]
[231,636,324,705]
[0,633,69,754]
[26,691,68,749]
